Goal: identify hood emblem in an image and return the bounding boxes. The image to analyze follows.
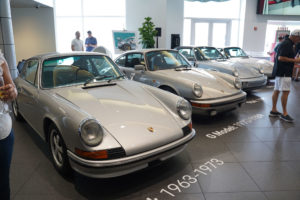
[147,127,154,133]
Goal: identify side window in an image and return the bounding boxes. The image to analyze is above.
[125,53,143,68]
[24,60,39,85]
[179,48,194,60]
[115,55,126,67]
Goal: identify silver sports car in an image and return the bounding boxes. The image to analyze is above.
[218,47,274,79]
[115,49,246,116]
[12,52,195,178]
[175,46,268,91]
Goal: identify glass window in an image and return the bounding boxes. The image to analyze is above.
[83,0,125,16]
[22,60,39,85]
[212,23,227,47]
[145,51,189,71]
[55,0,82,16]
[184,0,241,19]
[126,53,144,68]
[115,55,126,66]
[197,47,224,60]
[195,23,209,46]
[178,48,194,61]
[42,55,122,88]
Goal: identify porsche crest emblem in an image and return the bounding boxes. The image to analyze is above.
[147,127,154,133]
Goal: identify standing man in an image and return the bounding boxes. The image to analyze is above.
[71,31,84,51]
[85,30,97,52]
[270,30,300,122]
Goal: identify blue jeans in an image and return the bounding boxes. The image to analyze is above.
[0,130,14,200]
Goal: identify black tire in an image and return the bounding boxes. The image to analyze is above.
[11,100,24,121]
[48,123,72,177]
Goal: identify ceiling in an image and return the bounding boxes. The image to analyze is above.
[10,0,50,8]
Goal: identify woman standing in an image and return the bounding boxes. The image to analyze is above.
[0,52,18,200]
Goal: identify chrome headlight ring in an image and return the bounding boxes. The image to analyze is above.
[233,70,239,77]
[177,99,192,120]
[193,83,203,98]
[234,78,242,89]
[79,119,104,147]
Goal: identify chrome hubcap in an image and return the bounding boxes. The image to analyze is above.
[50,129,64,167]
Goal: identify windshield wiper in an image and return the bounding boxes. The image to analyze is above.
[107,75,126,83]
[83,75,113,86]
[175,65,191,71]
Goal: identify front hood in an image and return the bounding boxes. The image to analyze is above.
[197,59,263,79]
[155,68,239,98]
[230,57,273,74]
[53,80,183,156]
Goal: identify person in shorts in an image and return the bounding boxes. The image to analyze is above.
[270,29,300,122]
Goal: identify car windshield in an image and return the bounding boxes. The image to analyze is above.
[42,55,123,88]
[145,50,190,71]
[197,47,225,60]
[224,47,248,57]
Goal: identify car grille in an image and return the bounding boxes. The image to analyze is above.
[182,125,192,136]
[107,147,126,159]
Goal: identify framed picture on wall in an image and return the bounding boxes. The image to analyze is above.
[112,31,137,54]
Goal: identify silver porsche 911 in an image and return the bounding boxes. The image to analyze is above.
[218,47,274,79]
[12,52,195,178]
[175,46,268,91]
[115,49,246,116]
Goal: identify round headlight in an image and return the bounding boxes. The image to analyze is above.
[193,83,203,97]
[177,99,192,120]
[234,78,242,89]
[79,119,103,146]
[233,70,239,77]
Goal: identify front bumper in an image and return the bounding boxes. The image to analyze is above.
[190,91,246,116]
[240,76,267,90]
[67,129,196,178]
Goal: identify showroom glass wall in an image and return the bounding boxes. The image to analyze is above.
[183,0,242,47]
[54,0,125,55]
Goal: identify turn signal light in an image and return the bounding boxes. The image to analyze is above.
[191,103,211,108]
[75,148,108,160]
[188,122,192,130]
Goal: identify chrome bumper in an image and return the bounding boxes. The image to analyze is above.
[67,129,196,178]
[241,76,267,90]
[190,91,246,115]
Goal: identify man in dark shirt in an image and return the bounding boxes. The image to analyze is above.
[270,29,300,122]
[85,31,97,52]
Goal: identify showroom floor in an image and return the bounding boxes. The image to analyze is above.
[10,80,300,200]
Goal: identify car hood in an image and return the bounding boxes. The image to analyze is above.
[230,57,273,74]
[197,59,263,79]
[154,68,239,98]
[53,80,183,156]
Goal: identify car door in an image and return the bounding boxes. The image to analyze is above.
[117,53,144,80]
[17,59,42,132]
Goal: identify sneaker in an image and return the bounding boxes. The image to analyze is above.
[280,114,294,123]
[269,111,281,117]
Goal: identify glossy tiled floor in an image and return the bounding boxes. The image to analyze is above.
[10,80,300,200]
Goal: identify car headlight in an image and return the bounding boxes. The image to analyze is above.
[177,99,192,120]
[259,68,264,74]
[193,83,203,97]
[233,70,239,77]
[234,78,242,89]
[79,119,103,146]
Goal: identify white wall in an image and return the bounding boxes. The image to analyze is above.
[126,0,184,49]
[11,7,56,61]
[242,0,300,55]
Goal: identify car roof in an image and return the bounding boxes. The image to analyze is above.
[122,48,179,54]
[27,52,107,61]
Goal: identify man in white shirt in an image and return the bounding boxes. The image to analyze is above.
[71,31,84,51]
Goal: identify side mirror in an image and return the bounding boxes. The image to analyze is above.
[134,65,146,71]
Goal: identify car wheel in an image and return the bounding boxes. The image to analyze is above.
[11,100,24,121]
[48,123,72,176]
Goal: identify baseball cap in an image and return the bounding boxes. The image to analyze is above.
[291,29,300,37]
[87,30,92,34]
